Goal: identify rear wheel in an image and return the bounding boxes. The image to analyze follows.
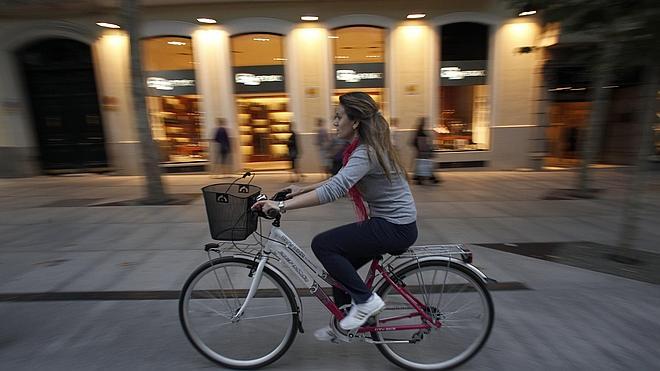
[179,257,298,369]
[374,260,494,370]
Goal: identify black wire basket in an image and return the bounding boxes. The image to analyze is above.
[202,183,262,241]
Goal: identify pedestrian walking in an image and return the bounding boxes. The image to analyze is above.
[212,118,231,177]
[328,134,350,175]
[315,118,330,177]
[390,117,400,150]
[412,117,440,185]
[287,122,301,182]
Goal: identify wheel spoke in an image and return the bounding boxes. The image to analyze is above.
[374,261,493,370]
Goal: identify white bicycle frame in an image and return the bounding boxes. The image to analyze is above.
[230,226,337,321]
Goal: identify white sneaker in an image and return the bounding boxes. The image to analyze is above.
[339,293,385,330]
[314,326,337,342]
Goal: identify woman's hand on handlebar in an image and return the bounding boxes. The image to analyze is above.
[282,184,303,199]
[251,200,278,217]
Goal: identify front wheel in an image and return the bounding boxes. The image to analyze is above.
[374,260,494,370]
[179,257,299,369]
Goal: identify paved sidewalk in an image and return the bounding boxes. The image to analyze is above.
[0,168,658,297]
[0,168,659,370]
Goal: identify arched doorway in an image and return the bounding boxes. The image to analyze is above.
[330,26,387,112]
[16,38,107,173]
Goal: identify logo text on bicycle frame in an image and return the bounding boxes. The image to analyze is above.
[276,250,308,282]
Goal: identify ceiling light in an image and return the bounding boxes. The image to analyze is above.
[96,22,120,29]
[328,36,339,39]
[273,58,288,61]
[365,55,381,58]
[167,41,186,46]
[334,56,349,59]
[406,13,426,19]
[301,16,319,21]
[196,18,217,24]
[518,3,537,16]
[253,37,270,42]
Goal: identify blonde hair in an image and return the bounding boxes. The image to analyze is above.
[339,92,406,180]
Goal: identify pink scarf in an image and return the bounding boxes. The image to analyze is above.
[342,137,368,221]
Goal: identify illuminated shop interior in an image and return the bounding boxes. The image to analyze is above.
[437,22,490,151]
[142,36,204,164]
[231,33,292,170]
[330,26,387,113]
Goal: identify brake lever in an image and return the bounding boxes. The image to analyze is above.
[252,193,280,219]
[272,189,292,202]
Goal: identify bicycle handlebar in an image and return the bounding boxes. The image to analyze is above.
[252,188,292,220]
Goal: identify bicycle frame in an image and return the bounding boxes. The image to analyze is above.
[232,225,439,335]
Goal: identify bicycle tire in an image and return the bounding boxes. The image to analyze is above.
[179,256,299,369]
[374,260,494,370]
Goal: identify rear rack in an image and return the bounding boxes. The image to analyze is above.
[385,244,473,265]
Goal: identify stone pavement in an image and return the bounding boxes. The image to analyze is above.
[0,168,659,370]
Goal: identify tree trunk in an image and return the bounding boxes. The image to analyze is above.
[120,0,167,203]
[576,43,617,197]
[617,62,659,257]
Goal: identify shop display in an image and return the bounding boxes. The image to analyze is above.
[154,96,204,162]
[236,97,292,163]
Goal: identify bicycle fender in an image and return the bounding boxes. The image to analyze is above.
[381,256,491,286]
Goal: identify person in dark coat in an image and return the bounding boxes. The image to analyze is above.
[212,118,231,177]
[287,122,301,182]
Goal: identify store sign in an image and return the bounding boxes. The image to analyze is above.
[233,65,286,93]
[235,73,283,86]
[145,70,196,96]
[335,63,384,89]
[440,61,487,86]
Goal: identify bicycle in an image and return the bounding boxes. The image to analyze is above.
[179,175,495,370]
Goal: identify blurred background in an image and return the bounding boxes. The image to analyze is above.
[0,0,655,178]
[0,1,658,370]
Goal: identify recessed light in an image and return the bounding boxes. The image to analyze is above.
[334,56,349,59]
[273,58,288,61]
[167,41,186,46]
[328,36,339,39]
[518,10,537,16]
[406,13,426,19]
[301,16,319,21]
[96,22,120,29]
[253,37,270,42]
[196,18,217,24]
[365,55,381,58]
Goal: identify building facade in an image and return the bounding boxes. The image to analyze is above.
[0,0,545,177]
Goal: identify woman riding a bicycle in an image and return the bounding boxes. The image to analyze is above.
[252,92,418,340]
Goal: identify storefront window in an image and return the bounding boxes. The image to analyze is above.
[438,23,490,151]
[231,33,292,169]
[330,26,386,112]
[142,36,203,163]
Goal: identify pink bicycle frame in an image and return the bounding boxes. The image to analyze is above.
[311,258,442,334]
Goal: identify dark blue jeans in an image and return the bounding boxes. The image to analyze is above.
[311,218,418,305]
